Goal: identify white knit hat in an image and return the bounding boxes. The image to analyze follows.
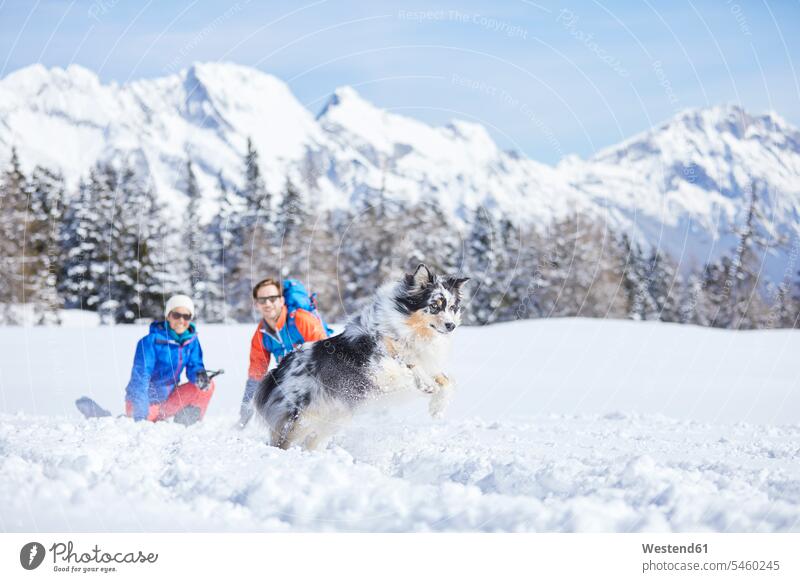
[165,294,195,319]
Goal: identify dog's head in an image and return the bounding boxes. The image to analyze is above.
[394,264,469,337]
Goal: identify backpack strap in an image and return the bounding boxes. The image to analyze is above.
[309,293,334,337]
[285,310,306,347]
[260,321,290,362]
[260,313,307,364]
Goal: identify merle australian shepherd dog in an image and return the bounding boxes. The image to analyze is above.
[254,264,469,450]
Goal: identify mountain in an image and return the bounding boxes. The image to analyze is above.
[1,62,799,277]
[568,105,800,265]
[0,62,325,209]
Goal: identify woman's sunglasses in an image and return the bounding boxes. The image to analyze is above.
[168,311,192,321]
[255,295,282,305]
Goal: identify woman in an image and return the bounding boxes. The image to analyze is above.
[125,294,213,425]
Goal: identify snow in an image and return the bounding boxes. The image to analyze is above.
[1,318,798,532]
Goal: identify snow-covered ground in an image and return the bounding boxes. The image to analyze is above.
[0,318,798,532]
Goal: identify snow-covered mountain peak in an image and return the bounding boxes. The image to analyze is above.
[1,63,60,93]
[1,62,799,280]
[60,63,104,89]
[0,63,104,109]
[444,119,499,155]
[567,103,800,268]
[316,85,364,119]
[8,63,105,93]
[668,104,799,148]
[594,104,799,166]
[317,84,503,166]
[179,61,296,105]
[316,84,417,151]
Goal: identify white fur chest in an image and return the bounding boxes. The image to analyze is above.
[398,333,449,374]
[372,334,450,395]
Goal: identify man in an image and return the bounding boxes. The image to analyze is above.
[238,278,327,427]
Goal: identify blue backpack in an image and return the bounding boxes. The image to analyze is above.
[260,279,334,362]
[282,279,335,337]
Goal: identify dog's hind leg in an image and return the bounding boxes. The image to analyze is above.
[269,409,297,449]
[302,405,352,450]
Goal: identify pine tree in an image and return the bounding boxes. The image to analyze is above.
[533,215,629,319]
[183,159,204,307]
[680,270,708,326]
[27,166,65,324]
[241,137,273,254]
[276,178,305,240]
[274,177,310,279]
[727,182,779,329]
[299,147,323,193]
[404,199,462,276]
[647,249,682,322]
[490,214,524,322]
[230,138,275,320]
[764,278,796,329]
[619,237,683,322]
[620,234,656,321]
[337,176,404,311]
[505,224,545,321]
[60,162,173,324]
[367,174,402,284]
[0,148,29,323]
[214,172,247,320]
[92,164,125,323]
[464,206,500,324]
[59,177,98,311]
[579,220,628,319]
[305,209,342,320]
[791,270,800,328]
[199,173,235,322]
[133,180,174,321]
[534,216,578,318]
[242,137,271,219]
[701,258,735,328]
[779,269,800,328]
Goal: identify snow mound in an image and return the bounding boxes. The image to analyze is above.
[1,414,798,532]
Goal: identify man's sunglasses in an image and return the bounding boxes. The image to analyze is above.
[255,295,282,305]
[168,311,192,321]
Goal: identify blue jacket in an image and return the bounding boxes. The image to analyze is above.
[125,321,205,421]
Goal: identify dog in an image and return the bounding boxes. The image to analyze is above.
[254,264,469,450]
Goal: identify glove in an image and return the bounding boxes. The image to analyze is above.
[195,370,211,390]
[238,403,254,429]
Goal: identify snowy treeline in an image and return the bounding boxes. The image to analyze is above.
[1,143,798,329]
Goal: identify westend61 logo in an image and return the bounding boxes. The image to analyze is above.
[20,542,46,570]
[19,541,158,574]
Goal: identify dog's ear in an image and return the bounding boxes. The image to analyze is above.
[444,276,470,294]
[409,263,433,288]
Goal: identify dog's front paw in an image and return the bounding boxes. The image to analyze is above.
[411,369,437,394]
[433,373,450,388]
[428,374,454,418]
[428,387,452,419]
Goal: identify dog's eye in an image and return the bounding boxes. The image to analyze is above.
[430,298,445,313]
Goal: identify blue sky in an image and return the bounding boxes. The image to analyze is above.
[1,0,798,164]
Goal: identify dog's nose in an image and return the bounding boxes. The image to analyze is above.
[445,322,455,332]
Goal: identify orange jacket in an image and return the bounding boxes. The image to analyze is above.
[247,305,327,382]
